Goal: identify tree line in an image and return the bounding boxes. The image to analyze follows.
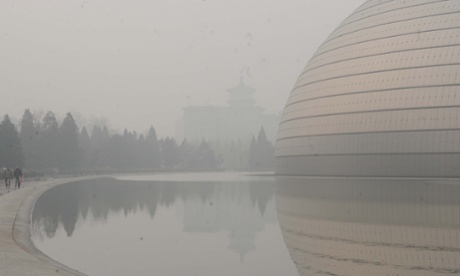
[0,109,275,176]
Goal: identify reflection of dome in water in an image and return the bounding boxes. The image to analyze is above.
[276,177,460,276]
[276,0,460,177]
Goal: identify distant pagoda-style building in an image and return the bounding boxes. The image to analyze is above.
[227,76,256,107]
[183,77,279,143]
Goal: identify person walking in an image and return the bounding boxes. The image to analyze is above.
[13,166,22,189]
[2,168,6,189]
[1,168,5,193]
[4,167,12,191]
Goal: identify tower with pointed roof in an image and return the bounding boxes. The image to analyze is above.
[227,76,256,107]
[182,77,280,147]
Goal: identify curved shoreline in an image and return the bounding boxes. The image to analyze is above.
[0,177,97,276]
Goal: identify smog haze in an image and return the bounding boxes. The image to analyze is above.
[0,0,363,136]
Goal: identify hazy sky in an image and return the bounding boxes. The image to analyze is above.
[0,0,364,137]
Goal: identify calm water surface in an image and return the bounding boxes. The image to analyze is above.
[32,173,460,276]
[277,177,460,276]
[31,173,298,276]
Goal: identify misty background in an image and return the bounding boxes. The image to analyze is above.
[1,0,363,138]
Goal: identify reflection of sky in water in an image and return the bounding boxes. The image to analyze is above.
[277,177,460,276]
[31,176,297,276]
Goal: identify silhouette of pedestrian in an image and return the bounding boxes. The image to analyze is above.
[13,166,22,189]
[3,168,12,192]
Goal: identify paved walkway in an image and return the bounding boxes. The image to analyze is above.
[0,178,91,276]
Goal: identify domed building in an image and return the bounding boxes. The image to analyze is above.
[276,0,460,177]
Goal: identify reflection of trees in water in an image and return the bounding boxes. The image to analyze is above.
[249,182,272,215]
[32,183,80,238]
[31,178,275,240]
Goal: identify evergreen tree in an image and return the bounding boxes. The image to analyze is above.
[42,111,60,169]
[101,126,110,141]
[221,139,249,170]
[193,140,222,171]
[160,137,178,169]
[177,139,194,170]
[256,127,274,169]
[248,127,274,170]
[43,111,59,130]
[79,127,91,169]
[106,134,124,169]
[20,109,36,141]
[146,126,160,168]
[122,129,138,168]
[91,126,102,144]
[248,135,258,169]
[79,127,90,152]
[137,134,147,168]
[20,109,39,169]
[0,115,24,167]
[90,125,110,168]
[257,127,268,144]
[59,112,79,171]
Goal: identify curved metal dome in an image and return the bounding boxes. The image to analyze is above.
[276,0,460,177]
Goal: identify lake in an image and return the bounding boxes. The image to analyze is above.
[31,173,460,276]
[31,173,298,276]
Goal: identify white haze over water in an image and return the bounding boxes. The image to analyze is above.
[0,0,364,137]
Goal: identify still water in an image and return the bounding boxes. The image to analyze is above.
[277,177,460,276]
[31,173,298,276]
[31,173,460,276]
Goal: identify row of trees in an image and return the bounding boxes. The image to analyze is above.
[0,109,274,175]
[78,126,223,171]
[20,109,79,171]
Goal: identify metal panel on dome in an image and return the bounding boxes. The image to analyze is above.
[275,0,460,177]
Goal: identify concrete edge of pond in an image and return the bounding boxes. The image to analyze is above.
[0,177,103,276]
